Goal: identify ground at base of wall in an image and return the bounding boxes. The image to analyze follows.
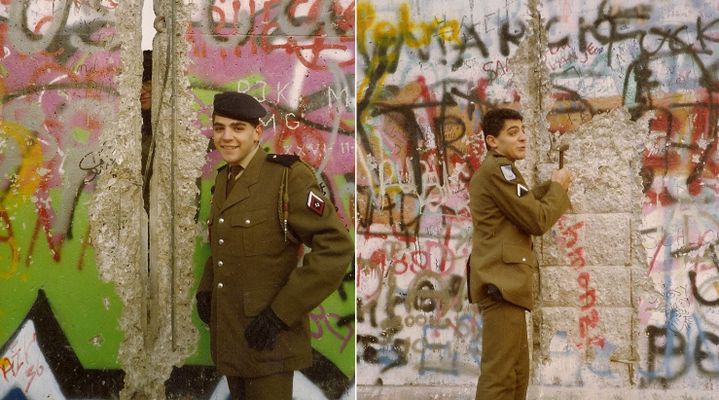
[357,385,719,400]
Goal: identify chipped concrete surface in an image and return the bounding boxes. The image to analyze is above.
[88,0,204,397]
[534,108,654,390]
[87,0,152,397]
[145,0,206,391]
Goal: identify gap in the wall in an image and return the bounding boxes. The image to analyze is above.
[142,0,156,51]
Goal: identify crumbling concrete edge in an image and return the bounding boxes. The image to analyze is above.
[88,0,206,396]
[87,0,150,398]
[143,0,206,394]
[627,110,660,386]
[511,0,553,184]
[555,107,656,385]
[508,0,558,376]
[156,0,206,372]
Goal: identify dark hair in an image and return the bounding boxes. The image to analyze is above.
[482,108,523,149]
[142,50,152,82]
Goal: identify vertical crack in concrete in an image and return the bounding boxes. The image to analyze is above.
[145,0,206,395]
[89,0,205,397]
[88,0,150,398]
[508,0,554,378]
[512,0,554,183]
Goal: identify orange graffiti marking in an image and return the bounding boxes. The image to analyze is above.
[0,23,7,51]
[33,16,54,34]
[557,217,605,350]
[29,62,81,86]
[212,6,227,34]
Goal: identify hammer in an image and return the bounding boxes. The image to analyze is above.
[558,144,569,169]
[558,143,573,211]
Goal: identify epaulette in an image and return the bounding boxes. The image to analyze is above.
[267,153,300,167]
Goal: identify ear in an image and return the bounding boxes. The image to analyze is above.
[253,124,262,142]
[485,134,497,150]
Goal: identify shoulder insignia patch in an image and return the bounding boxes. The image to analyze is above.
[268,154,300,167]
[500,165,516,181]
[307,191,325,216]
[517,183,528,197]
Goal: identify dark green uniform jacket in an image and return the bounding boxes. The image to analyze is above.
[468,150,570,311]
[198,149,353,377]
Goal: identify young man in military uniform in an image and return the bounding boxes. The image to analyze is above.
[467,108,572,400]
[195,92,353,400]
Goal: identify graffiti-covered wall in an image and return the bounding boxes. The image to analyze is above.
[356,0,518,387]
[2,0,355,399]
[0,0,125,397]
[357,0,719,398]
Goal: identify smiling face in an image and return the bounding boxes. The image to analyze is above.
[212,114,262,165]
[486,119,527,161]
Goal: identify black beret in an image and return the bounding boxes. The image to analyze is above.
[213,92,266,123]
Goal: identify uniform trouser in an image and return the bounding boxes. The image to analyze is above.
[226,371,293,400]
[475,296,529,400]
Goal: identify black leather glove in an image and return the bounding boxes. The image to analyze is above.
[196,291,211,325]
[244,308,288,351]
[486,284,504,302]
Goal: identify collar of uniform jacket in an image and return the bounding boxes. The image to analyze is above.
[489,149,511,163]
[216,148,267,212]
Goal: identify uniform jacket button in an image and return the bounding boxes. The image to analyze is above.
[219,217,225,224]
[219,239,224,245]
[217,282,224,288]
[217,261,223,267]
[522,257,527,262]
[245,219,251,224]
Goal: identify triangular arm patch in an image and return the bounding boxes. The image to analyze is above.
[307,191,325,216]
[517,183,529,197]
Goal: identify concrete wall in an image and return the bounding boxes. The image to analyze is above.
[1,0,355,399]
[357,0,719,399]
